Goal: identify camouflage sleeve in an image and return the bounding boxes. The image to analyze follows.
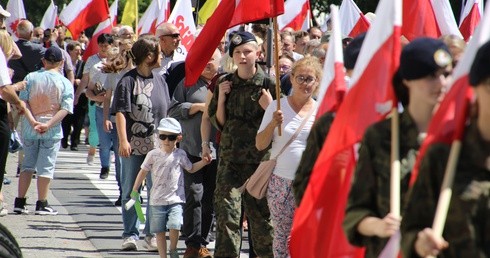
[343,126,379,247]
[293,112,334,206]
[208,76,224,131]
[401,144,448,258]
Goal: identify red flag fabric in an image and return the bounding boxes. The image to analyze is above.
[59,0,109,40]
[316,5,346,117]
[277,0,310,31]
[402,0,440,41]
[289,0,402,256]
[184,0,284,87]
[339,0,370,38]
[409,4,490,186]
[82,0,118,61]
[459,0,483,41]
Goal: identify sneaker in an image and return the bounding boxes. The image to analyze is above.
[183,246,199,258]
[35,200,58,215]
[198,247,212,258]
[87,154,95,165]
[70,146,78,151]
[99,167,109,179]
[0,202,8,217]
[13,198,28,214]
[121,237,137,251]
[144,236,158,252]
[114,195,122,206]
[169,249,179,258]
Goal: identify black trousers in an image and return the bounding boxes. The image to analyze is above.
[62,94,87,147]
[183,154,217,248]
[0,99,9,192]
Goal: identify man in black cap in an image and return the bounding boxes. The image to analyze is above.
[13,46,73,216]
[208,31,277,258]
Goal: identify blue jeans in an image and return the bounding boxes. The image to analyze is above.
[121,154,153,239]
[95,107,111,169]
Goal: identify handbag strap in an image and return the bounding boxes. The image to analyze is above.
[272,101,316,159]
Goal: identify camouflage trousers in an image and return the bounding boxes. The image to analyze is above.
[213,161,273,258]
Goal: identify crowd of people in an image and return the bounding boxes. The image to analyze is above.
[0,2,489,258]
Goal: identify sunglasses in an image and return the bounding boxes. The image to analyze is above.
[160,33,180,39]
[159,134,178,141]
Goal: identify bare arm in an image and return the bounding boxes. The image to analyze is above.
[116,112,131,158]
[132,169,149,192]
[187,159,211,173]
[103,89,113,132]
[256,110,283,151]
[200,91,213,161]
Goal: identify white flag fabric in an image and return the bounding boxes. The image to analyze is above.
[459,0,484,41]
[40,0,58,30]
[339,0,370,37]
[5,0,26,40]
[168,0,196,53]
[277,0,310,31]
[138,0,169,35]
[431,0,463,38]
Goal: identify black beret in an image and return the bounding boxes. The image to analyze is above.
[228,31,257,57]
[469,40,490,86]
[344,33,366,70]
[399,37,452,80]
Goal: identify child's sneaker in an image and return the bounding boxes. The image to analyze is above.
[121,237,137,251]
[13,198,28,214]
[35,200,58,215]
[144,236,158,252]
[0,202,8,216]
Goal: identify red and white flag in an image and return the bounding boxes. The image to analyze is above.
[402,0,439,40]
[138,0,170,35]
[59,0,110,40]
[459,0,484,41]
[168,0,196,53]
[431,0,463,38]
[82,0,118,61]
[40,0,58,30]
[5,0,26,40]
[316,5,346,117]
[277,0,310,31]
[339,0,370,38]
[185,0,284,87]
[289,0,401,257]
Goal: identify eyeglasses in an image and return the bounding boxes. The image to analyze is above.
[159,134,178,141]
[294,75,317,85]
[160,33,181,39]
[279,65,291,71]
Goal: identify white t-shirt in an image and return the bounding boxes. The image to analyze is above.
[257,97,316,180]
[0,53,12,99]
[140,148,192,206]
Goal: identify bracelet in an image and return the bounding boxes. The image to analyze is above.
[201,141,210,147]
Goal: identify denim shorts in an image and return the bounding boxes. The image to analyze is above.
[149,203,183,233]
[22,139,60,179]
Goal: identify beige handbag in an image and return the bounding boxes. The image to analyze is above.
[241,105,316,199]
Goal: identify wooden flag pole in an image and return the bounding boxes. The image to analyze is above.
[135,1,139,37]
[390,107,401,218]
[272,17,282,136]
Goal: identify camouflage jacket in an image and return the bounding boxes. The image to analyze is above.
[292,111,335,206]
[402,121,490,258]
[208,65,277,164]
[343,110,421,258]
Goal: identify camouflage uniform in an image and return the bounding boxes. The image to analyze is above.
[343,111,421,258]
[402,121,490,258]
[292,111,335,206]
[208,65,276,258]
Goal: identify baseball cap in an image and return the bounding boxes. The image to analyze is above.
[344,33,366,70]
[157,117,182,134]
[228,31,257,57]
[44,46,63,62]
[0,5,11,18]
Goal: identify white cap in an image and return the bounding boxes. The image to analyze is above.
[157,117,182,134]
[0,5,11,18]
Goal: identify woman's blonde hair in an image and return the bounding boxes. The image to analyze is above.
[291,56,323,82]
[0,30,14,59]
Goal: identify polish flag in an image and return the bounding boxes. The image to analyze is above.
[138,0,170,35]
[277,0,310,31]
[185,0,284,86]
[431,0,463,38]
[289,0,402,256]
[409,0,490,187]
[339,0,370,38]
[59,0,110,40]
[168,0,196,53]
[40,0,58,30]
[5,0,26,40]
[82,0,118,61]
[316,5,346,117]
[459,0,484,41]
[402,0,439,40]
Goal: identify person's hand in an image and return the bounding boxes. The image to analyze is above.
[218,80,232,101]
[373,213,401,238]
[271,110,284,127]
[259,88,273,110]
[104,120,112,132]
[414,228,448,257]
[130,190,140,201]
[74,79,81,86]
[201,145,213,162]
[34,123,49,134]
[119,140,131,158]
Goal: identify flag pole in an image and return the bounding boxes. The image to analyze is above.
[135,1,139,37]
[272,17,282,136]
[390,107,400,218]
